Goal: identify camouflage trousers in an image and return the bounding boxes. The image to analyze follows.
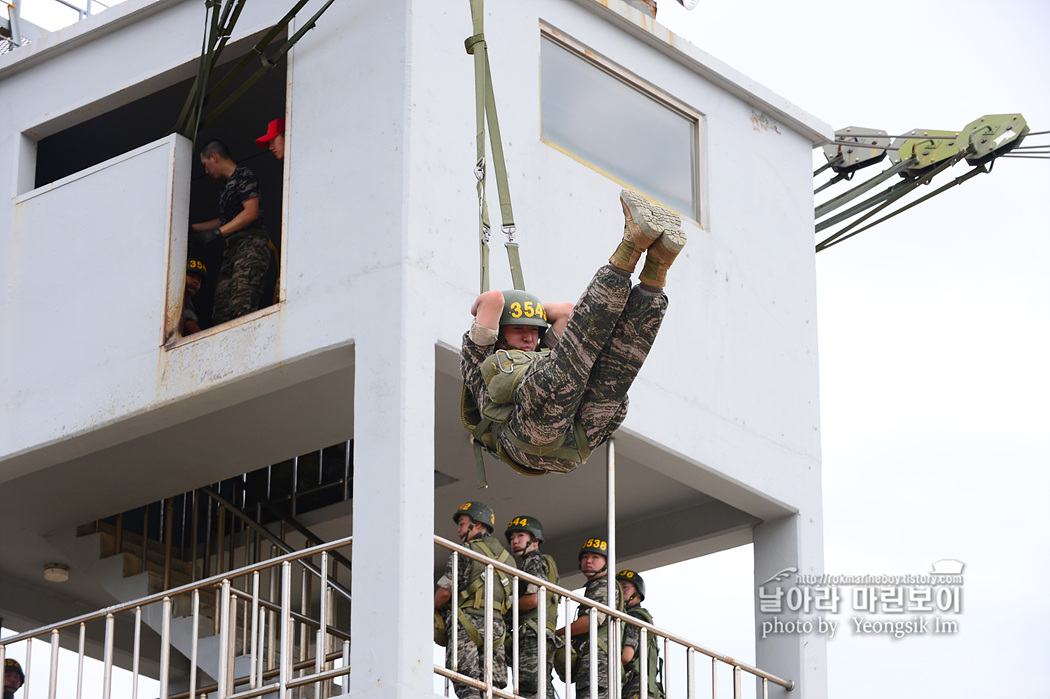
[574,641,613,699]
[501,267,668,473]
[213,228,271,325]
[511,627,558,699]
[444,611,508,699]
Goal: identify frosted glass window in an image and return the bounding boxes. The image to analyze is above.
[541,35,698,218]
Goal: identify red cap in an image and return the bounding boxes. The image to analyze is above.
[256,118,285,147]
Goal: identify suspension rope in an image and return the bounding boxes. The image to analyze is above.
[466,0,525,293]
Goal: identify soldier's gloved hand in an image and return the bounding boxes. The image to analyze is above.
[193,227,223,246]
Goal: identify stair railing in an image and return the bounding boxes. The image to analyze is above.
[434,535,795,699]
[0,537,353,699]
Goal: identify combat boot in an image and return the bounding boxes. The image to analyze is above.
[639,226,687,288]
[610,189,682,274]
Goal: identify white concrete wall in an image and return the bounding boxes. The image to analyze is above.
[0,0,830,695]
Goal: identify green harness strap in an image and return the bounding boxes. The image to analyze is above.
[517,554,561,635]
[456,537,517,649]
[625,607,664,698]
[465,0,525,294]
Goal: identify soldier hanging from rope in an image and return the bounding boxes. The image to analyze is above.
[461,189,687,476]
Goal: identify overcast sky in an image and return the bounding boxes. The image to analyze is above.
[651,1,1050,697]
[6,1,1049,697]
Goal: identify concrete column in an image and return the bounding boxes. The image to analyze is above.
[753,514,828,699]
[350,279,436,698]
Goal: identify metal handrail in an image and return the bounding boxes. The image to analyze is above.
[434,535,796,693]
[0,537,352,646]
[201,485,354,591]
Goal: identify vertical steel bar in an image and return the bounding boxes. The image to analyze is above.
[484,564,494,699]
[588,607,598,699]
[711,657,717,699]
[300,562,310,667]
[686,648,695,699]
[762,677,769,699]
[132,606,142,699]
[563,596,572,699]
[164,498,175,590]
[268,545,278,671]
[292,456,299,517]
[537,583,547,699]
[190,591,200,699]
[256,610,267,692]
[191,491,200,582]
[316,552,329,690]
[605,439,617,699]
[48,628,59,699]
[341,639,350,696]
[23,636,32,699]
[343,440,351,502]
[102,613,114,699]
[76,622,86,699]
[229,588,238,697]
[451,551,459,674]
[251,571,260,689]
[639,628,648,699]
[511,576,519,698]
[732,666,741,699]
[217,505,226,574]
[203,496,213,579]
[280,562,292,699]
[160,598,172,699]
[218,581,231,699]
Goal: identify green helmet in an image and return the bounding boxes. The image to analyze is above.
[453,501,495,532]
[499,289,549,330]
[578,537,609,562]
[616,569,646,601]
[187,257,208,279]
[505,515,545,544]
[4,658,24,683]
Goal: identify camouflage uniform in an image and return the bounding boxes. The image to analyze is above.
[212,166,271,324]
[511,550,559,699]
[438,536,510,699]
[461,266,668,474]
[622,606,663,699]
[573,576,623,699]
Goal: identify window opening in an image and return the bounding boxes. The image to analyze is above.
[540,31,700,219]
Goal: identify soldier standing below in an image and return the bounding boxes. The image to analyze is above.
[182,257,207,336]
[435,502,518,699]
[3,659,24,699]
[504,515,560,699]
[617,570,664,699]
[556,538,623,699]
[461,188,686,476]
[191,140,271,325]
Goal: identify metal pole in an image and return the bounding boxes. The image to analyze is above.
[484,565,494,699]
[102,613,114,699]
[132,607,142,699]
[218,581,231,699]
[76,622,86,699]
[511,576,519,698]
[537,583,547,699]
[190,591,200,699]
[48,629,59,699]
[161,597,172,699]
[280,562,292,699]
[606,438,618,699]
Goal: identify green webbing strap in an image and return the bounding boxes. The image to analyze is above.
[466,0,524,293]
